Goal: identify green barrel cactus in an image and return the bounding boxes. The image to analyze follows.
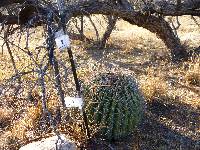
[84,73,144,140]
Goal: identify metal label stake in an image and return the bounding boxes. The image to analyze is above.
[56,0,91,139]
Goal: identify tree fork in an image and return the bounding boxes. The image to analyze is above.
[99,15,118,48]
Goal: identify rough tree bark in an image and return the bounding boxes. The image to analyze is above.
[123,14,189,61]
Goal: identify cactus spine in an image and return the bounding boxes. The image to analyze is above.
[84,73,144,140]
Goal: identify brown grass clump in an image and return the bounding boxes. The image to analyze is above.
[138,66,169,102]
[185,72,200,86]
[11,105,42,140]
[46,92,60,112]
[10,89,63,140]
[0,107,13,128]
[0,131,13,149]
[184,60,200,87]
[139,75,169,101]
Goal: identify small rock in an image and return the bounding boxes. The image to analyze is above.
[19,134,77,150]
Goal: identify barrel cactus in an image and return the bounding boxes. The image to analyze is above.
[84,73,144,140]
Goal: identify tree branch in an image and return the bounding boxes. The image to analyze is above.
[1,0,196,61]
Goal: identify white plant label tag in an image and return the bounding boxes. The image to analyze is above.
[55,30,70,51]
[64,96,83,110]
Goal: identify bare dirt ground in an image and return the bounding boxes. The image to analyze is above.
[0,16,199,149]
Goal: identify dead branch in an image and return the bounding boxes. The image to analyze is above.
[4,25,18,74]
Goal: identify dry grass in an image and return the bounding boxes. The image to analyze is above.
[0,107,13,128]
[139,75,169,101]
[0,15,200,149]
[11,105,42,140]
[184,62,200,87]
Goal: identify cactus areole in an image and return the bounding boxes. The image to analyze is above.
[84,73,144,140]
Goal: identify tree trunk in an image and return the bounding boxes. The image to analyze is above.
[123,15,189,62]
[99,16,117,48]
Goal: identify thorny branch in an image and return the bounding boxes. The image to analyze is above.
[38,63,61,138]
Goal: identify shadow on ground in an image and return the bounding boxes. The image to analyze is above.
[85,99,200,150]
[138,98,200,150]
